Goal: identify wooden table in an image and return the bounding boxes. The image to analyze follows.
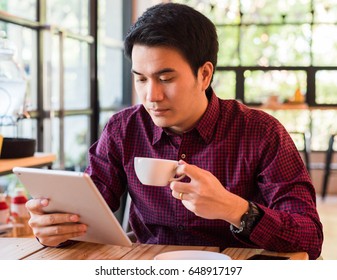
[0,238,309,260]
[0,153,56,176]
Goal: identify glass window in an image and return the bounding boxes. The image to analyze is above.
[316,70,337,104]
[174,0,240,24]
[314,0,337,23]
[217,26,239,66]
[265,110,310,133]
[0,0,37,21]
[173,0,337,151]
[99,111,117,134]
[212,71,236,100]
[64,39,89,110]
[0,23,38,111]
[1,0,131,171]
[312,25,337,66]
[46,35,90,111]
[46,33,61,111]
[240,24,311,66]
[241,0,312,24]
[47,0,89,35]
[48,116,91,170]
[98,0,124,108]
[64,116,90,170]
[98,48,123,107]
[48,117,60,167]
[17,118,37,139]
[99,0,123,40]
[244,70,306,103]
[311,110,337,150]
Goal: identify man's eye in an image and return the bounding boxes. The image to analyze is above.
[136,77,147,82]
[159,77,173,82]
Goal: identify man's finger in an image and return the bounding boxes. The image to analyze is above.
[25,198,49,214]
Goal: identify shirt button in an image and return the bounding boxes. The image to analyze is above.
[177,225,185,231]
[180,154,186,159]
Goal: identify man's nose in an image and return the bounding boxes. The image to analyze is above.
[146,81,164,102]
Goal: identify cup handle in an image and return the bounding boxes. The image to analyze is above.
[168,174,185,182]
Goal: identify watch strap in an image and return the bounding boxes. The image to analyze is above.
[230,201,262,238]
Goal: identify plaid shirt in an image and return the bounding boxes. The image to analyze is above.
[85,91,323,259]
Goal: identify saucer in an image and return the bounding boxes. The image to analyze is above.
[154,250,231,260]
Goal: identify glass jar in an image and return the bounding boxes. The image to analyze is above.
[0,30,27,126]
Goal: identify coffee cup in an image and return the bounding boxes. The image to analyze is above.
[134,157,185,186]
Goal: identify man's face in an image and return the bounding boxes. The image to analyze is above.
[131,45,212,134]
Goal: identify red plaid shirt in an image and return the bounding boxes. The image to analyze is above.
[85,91,323,259]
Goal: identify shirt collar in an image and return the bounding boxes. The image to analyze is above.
[152,89,220,145]
[194,90,220,144]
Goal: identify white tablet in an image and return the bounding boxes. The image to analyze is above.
[12,167,132,247]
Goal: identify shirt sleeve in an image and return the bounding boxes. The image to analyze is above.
[245,118,323,260]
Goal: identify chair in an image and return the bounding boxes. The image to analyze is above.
[321,134,337,200]
[113,190,137,241]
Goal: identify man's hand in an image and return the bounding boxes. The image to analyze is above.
[170,160,249,227]
[26,198,87,247]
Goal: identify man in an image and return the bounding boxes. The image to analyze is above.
[26,3,323,259]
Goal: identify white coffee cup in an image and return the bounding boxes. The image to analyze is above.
[134,157,185,186]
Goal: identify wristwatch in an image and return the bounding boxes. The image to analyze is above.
[230,201,262,238]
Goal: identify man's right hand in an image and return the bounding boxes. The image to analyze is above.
[25,198,87,247]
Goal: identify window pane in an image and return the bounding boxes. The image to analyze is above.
[42,118,53,153]
[241,0,312,24]
[314,0,337,23]
[0,24,38,111]
[264,110,310,133]
[49,117,60,167]
[17,118,37,139]
[311,110,337,150]
[240,25,311,66]
[47,0,89,35]
[176,0,240,24]
[244,70,306,103]
[99,0,123,41]
[316,70,337,104]
[217,26,239,66]
[212,71,236,100]
[0,0,36,21]
[256,110,310,152]
[46,35,89,111]
[48,33,61,111]
[98,48,123,107]
[0,119,36,139]
[64,39,89,109]
[98,0,124,107]
[312,25,337,66]
[99,111,117,134]
[241,0,280,23]
[64,116,90,170]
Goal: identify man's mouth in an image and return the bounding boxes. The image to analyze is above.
[148,107,169,116]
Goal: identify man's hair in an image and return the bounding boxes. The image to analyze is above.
[124,3,218,79]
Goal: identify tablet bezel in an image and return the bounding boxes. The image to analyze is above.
[12,167,132,247]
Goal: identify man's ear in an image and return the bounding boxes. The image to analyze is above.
[199,61,214,91]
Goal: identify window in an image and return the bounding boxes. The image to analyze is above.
[0,0,132,170]
[173,0,337,151]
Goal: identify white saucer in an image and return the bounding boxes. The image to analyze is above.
[154,250,231,260]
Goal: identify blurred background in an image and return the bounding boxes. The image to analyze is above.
[0,0,336,258]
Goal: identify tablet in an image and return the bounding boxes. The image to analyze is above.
[12,167,132,247]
